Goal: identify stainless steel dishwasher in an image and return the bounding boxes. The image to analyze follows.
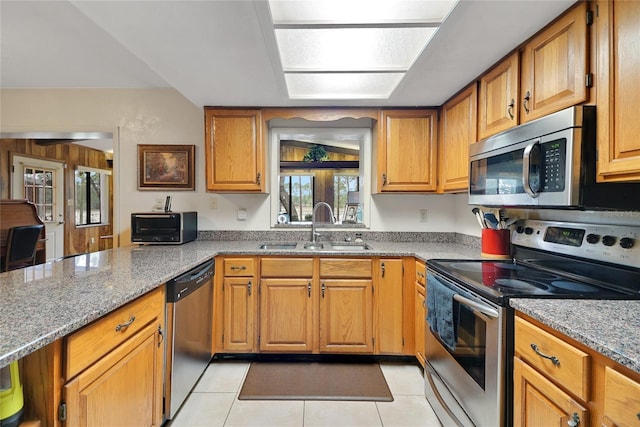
[165,258,214,420]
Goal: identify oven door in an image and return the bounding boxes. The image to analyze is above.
[468,127,580,207]
[425,271,505,427]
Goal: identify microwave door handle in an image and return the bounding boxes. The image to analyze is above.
[453,294,499,319]
[522,140,540,198]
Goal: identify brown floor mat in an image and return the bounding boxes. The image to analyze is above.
[238,361,393,401]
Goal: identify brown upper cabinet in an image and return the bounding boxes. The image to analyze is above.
[478,52,520,140]
[438,84,478,193]
[376,109,438,193]
[478,2,590,140]
[204,108,264,192]
[595,0,640,182]
[520,1,590,123]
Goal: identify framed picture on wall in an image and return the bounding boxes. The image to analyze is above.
[343,203,359,223]
[138,144,195,190]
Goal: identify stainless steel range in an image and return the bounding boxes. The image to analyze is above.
[425,219,640,427]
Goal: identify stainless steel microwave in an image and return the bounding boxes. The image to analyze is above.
[469,106,640,211]
[131,212,197,244]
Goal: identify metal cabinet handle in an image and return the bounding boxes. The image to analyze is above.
[507,99,515,119]
[230,265,247,271]
[307,282,311,298]
[157,325,164,347]
[382,173,387,185]
[381,262,386,278]
[523,91,531,114]
[256,172,261,185]
[321,282,325,298]
[567,412,580,427]
[115,315,135,332]
[247,280,252,296]
[530,343,560,366]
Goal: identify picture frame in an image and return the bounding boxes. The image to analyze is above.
[342,203,359,223]
[138,144,195,190]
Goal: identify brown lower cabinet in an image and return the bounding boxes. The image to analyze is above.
[217,256,412,355]
[514,313,640,426]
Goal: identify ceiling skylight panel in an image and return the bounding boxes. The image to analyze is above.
[269,0,457,25]
[285,73,404,99]
[276,27,437,71]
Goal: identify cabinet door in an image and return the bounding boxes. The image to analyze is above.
[377,109,438,192]
[259,278,314,352]
[223,277,256,352]
[513,357,588,427]
[375,259,404,354]
[595,0,640,182]
[602,367,640,427]
[64,322,163,427]
[319,279,373,353]
[438,84,477,193]
[478,52,519,139]
[204,108,264,192]
[520,2,589,122]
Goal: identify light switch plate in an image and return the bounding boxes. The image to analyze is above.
[237,208,247,221]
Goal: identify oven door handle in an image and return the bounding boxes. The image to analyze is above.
[453,294,499,319]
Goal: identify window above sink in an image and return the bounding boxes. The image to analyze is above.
[268,117,372,229]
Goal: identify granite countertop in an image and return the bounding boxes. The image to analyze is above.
[510,299,640,374]
[0,239,480,368]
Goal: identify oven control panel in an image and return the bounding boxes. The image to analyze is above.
[512,219,640,268]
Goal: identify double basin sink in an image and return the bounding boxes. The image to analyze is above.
[258,242,371,251]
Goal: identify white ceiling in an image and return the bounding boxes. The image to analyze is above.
[0,0,576,108]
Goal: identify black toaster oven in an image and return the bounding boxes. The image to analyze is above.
[131,212,197,244]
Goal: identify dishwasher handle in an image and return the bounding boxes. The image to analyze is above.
[166,258,215,302]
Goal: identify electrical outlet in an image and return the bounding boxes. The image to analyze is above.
[90,237,95,244]
[209,196,217,209]
[419,209,428,222]
[237,208,247,221]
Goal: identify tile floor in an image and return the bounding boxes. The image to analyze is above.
[167,361,442,427]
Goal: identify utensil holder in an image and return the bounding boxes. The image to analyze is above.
[481,229,511,259]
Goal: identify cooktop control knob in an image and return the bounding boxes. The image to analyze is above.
[524,227,534,235]
[516,226,525,234]
[586,233,600,244]
[602,235,617,247]
[620,237,635,249]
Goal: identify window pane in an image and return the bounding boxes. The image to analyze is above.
[75,171,87,225]
[89,172,101,224]
[45,171,53,186]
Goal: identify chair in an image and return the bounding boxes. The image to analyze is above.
[2,224,44,272]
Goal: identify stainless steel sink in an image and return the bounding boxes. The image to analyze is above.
[329,243,371,251]
[258,243,298,250]
[303,242,325,250]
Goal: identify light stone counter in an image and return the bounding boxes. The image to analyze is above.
[0,237,481,368]
[510,299,640,375]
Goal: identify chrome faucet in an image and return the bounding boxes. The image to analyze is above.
[310,202,335,243]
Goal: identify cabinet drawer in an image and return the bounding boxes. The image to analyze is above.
[416,261,426,286]
[603,367,640,426]
[261,258,313,278]
[319,258,372,278]
[65,287,163,379]
[514,317,590,401]
[224,258,255,276]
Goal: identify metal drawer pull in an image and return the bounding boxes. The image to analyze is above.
[115,315,136,332]
[567,412,580,427]
[530,343,560,366]
[230,265,246,271]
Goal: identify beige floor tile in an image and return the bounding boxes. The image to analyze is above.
[376,395,442,427]
[224,400,304,427]
[303,400,383,427]
[379,363,425,396]
[168,392,235,427]
[194,361,250,393]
